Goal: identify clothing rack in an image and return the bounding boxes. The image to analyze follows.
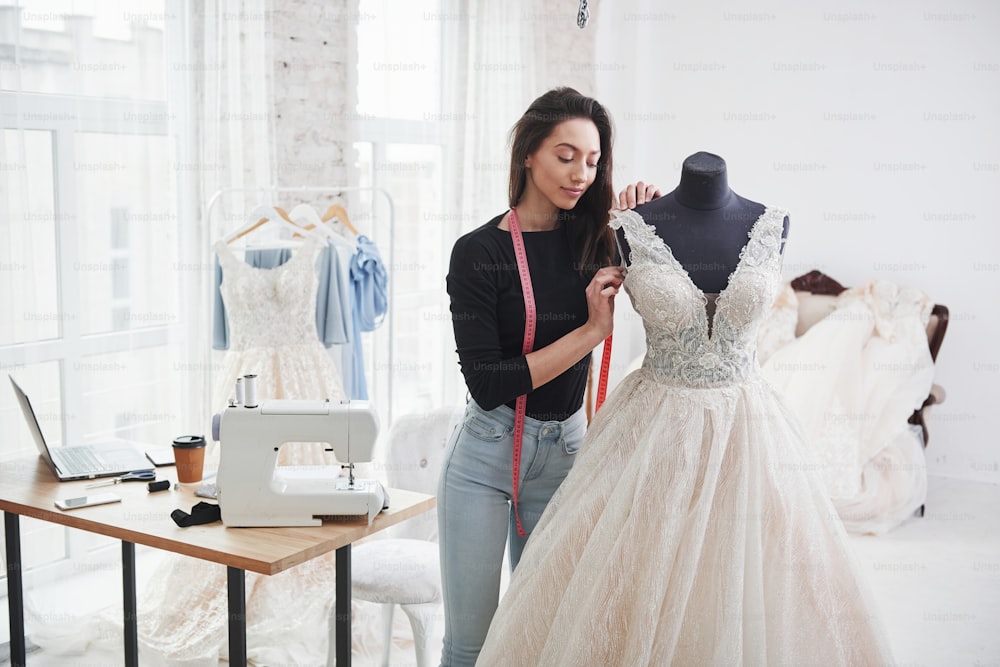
[205,185,396,425]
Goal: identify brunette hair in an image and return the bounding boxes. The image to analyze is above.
[508,87,615,276]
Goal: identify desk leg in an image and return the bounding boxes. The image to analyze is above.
[122,541,138,667]
[335,544,351,666]
[227,566,247,666]
[3,512,25,667]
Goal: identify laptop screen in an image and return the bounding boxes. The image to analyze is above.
[8,375,60,471]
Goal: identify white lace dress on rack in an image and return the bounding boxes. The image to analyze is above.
[476,208,894,666]
[210,238,346,430]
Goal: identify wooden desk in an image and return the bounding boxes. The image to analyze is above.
[0,456,435,667]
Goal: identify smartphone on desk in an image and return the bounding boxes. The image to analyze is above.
[145,448,176,467]
[54,492,122,511]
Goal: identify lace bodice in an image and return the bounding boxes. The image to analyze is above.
[215,239,322,350]
[610,207,787,387]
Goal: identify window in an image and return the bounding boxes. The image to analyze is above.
[0,0,181,585]
[355,0,464,419]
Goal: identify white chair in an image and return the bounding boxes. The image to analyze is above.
[328,405,462,667]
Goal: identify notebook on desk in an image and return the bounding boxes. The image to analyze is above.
[8,375,154,481]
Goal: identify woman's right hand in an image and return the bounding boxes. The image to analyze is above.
[585,266,625,340]
[522,266,625,391]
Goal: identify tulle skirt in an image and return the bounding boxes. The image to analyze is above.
[476,368,894,666]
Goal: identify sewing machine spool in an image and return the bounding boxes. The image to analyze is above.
[243,374,258,408]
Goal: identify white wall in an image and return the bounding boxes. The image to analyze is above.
[595,0,999,484]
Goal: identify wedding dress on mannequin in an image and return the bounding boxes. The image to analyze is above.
[476,208,893,666]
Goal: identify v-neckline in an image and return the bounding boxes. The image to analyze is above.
[620,208,772,341]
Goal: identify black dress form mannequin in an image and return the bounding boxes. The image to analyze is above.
[617,151,790,333]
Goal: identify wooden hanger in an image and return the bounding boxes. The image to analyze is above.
[321,203,359,236]
[288,203,338,239]
[224,205,318,245]
[290,204,360,254]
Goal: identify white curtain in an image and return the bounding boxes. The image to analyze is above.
[0,0,277,457]
[194,0,277,228]
[2,0,285,658]
[440,0,540,233]
[0,0,276,655]
[174,0,279,433]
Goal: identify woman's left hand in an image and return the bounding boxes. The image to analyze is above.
[615,181,662,210]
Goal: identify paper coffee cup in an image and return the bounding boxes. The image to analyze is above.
[172,435,207,484]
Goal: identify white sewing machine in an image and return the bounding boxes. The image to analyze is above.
[214,398,385,527]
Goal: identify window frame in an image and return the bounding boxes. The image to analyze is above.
[0,91,176,445]
[0,90,177,585]
[355,116,466,414]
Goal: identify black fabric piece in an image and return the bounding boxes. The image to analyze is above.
[171,501,222,527]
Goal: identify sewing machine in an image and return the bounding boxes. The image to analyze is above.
[214,398,384,527]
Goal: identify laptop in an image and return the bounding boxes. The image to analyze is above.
[9,375,154,481]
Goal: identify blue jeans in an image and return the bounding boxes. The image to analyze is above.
[437,399,586,667]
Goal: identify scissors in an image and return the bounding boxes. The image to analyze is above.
[86,470,156,488]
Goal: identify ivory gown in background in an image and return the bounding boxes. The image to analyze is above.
[759,280,935,535]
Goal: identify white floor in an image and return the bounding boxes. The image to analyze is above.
[3,474,999,666]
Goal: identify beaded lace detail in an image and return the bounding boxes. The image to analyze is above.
[214,239,322,350]
[610,207,787,387]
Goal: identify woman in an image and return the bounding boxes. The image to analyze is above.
[438,87,658,667]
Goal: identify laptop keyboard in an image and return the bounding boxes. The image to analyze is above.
[57,447,105,472]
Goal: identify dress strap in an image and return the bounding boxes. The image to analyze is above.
[753,207,790,271]
[608,209,649,268]
[612,223,628,269]
[609,208,678,271]
[608,208,643,234]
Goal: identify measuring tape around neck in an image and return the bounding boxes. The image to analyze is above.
[507,208,613,537]
[507,208,535,538]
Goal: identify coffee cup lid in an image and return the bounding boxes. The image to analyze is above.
[172,435,206,448]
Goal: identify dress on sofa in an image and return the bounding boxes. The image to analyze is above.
[758,280,934,534]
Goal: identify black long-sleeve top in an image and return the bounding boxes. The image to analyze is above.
[447,213,592,422]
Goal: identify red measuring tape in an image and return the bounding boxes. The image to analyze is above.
[507,208,535,538]
[595,334,613,411]
[508,208,613,537]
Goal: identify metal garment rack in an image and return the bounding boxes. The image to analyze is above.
[205,184,396,424]
[205,185,395,667]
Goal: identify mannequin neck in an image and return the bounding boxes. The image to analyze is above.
[675,151,732,211]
